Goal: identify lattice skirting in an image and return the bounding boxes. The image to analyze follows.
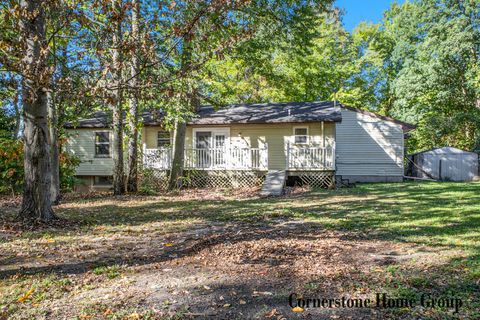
[140,169,266,191]
[140,168,169,191]
[185,170,266,188]
[298,171,336,189]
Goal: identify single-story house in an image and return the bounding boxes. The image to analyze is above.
[65,101,415,191]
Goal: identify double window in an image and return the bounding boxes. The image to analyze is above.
[293,127,309,144]
[157,131,170,148]
[95,132,110,157]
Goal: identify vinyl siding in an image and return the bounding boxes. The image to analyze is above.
[144,123,335,170]
[66,129,114,176]
[336,108,404,177]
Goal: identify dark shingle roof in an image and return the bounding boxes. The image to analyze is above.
[63,110,164,128]
[191,101,341,125]
[64,101,415,131]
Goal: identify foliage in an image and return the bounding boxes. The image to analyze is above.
[0,138,80,195]
[59,148,81,193]
[204,1,480,153]
[1,0,479,184]
[347,0,480,152]
[0,138,23,195]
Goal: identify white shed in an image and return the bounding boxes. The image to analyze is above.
[408,147,479,181]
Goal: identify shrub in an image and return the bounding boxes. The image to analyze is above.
[0,138,80,195]
[0,138,23,195]
[59,152,81,192]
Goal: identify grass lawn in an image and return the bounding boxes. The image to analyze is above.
[0,182,479,319]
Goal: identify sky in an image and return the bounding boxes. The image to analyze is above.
[335,0,405,31]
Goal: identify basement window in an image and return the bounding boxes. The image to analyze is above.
[293,127,309,144]
[94,176,112,186]
[95,132,110,157]
[157,131,171,148]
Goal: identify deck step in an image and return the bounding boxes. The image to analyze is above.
[260,170,286,197]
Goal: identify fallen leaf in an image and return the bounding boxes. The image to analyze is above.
[129,312,140,319]
[164,243,174,247]
[239,299,246,304]
[292,306,304,312]
[17,288,35,303]
[264,308,277,318]
[223,303,231,308]
[104,309,113,316]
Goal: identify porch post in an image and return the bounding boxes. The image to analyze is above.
[142,143,146,166]
[321,121,325,148]
[286,141,290,170]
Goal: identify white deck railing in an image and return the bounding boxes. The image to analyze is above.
[143,146,268,170]
[286,145,335,170]
[144,144,335,171]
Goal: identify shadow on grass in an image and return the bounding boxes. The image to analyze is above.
[1,182,479,318]
[2,181,480,272]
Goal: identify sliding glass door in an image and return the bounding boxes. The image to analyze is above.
[194,129,229,168]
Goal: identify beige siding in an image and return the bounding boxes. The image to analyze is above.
[187,123,335,170]
[66,129,114,176]
[336,108,404,177]
[69,123,335,174]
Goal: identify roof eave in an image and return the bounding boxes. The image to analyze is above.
[340,104,416,132]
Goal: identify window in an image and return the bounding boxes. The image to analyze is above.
[95,132,110,157]
[294,127,309,144]
[94,176,112,186]
[157,131,170,147]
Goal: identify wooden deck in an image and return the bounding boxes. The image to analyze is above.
[143,144,335,172]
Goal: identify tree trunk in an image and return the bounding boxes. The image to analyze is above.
[48,90,61,204]
[168,120,186,189]
[127,0,140,192]
[168,37,193,190]
[19,0,56,221]
[111,0,125,195]
[13,80,21,139]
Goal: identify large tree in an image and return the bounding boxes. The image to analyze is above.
[18,0,55,221]
[165,0,333,189]
[126,0,141,192]
[383,0,480,151]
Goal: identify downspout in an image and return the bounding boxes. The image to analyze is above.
[321,121,325,148]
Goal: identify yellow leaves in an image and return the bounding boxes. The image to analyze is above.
[128,312,140,319]
[17,287,35,303]
[164,243,174,247]
[291,306,304,312]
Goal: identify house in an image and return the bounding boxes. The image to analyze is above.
[64,101,415,192]
[407,147,479,181]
